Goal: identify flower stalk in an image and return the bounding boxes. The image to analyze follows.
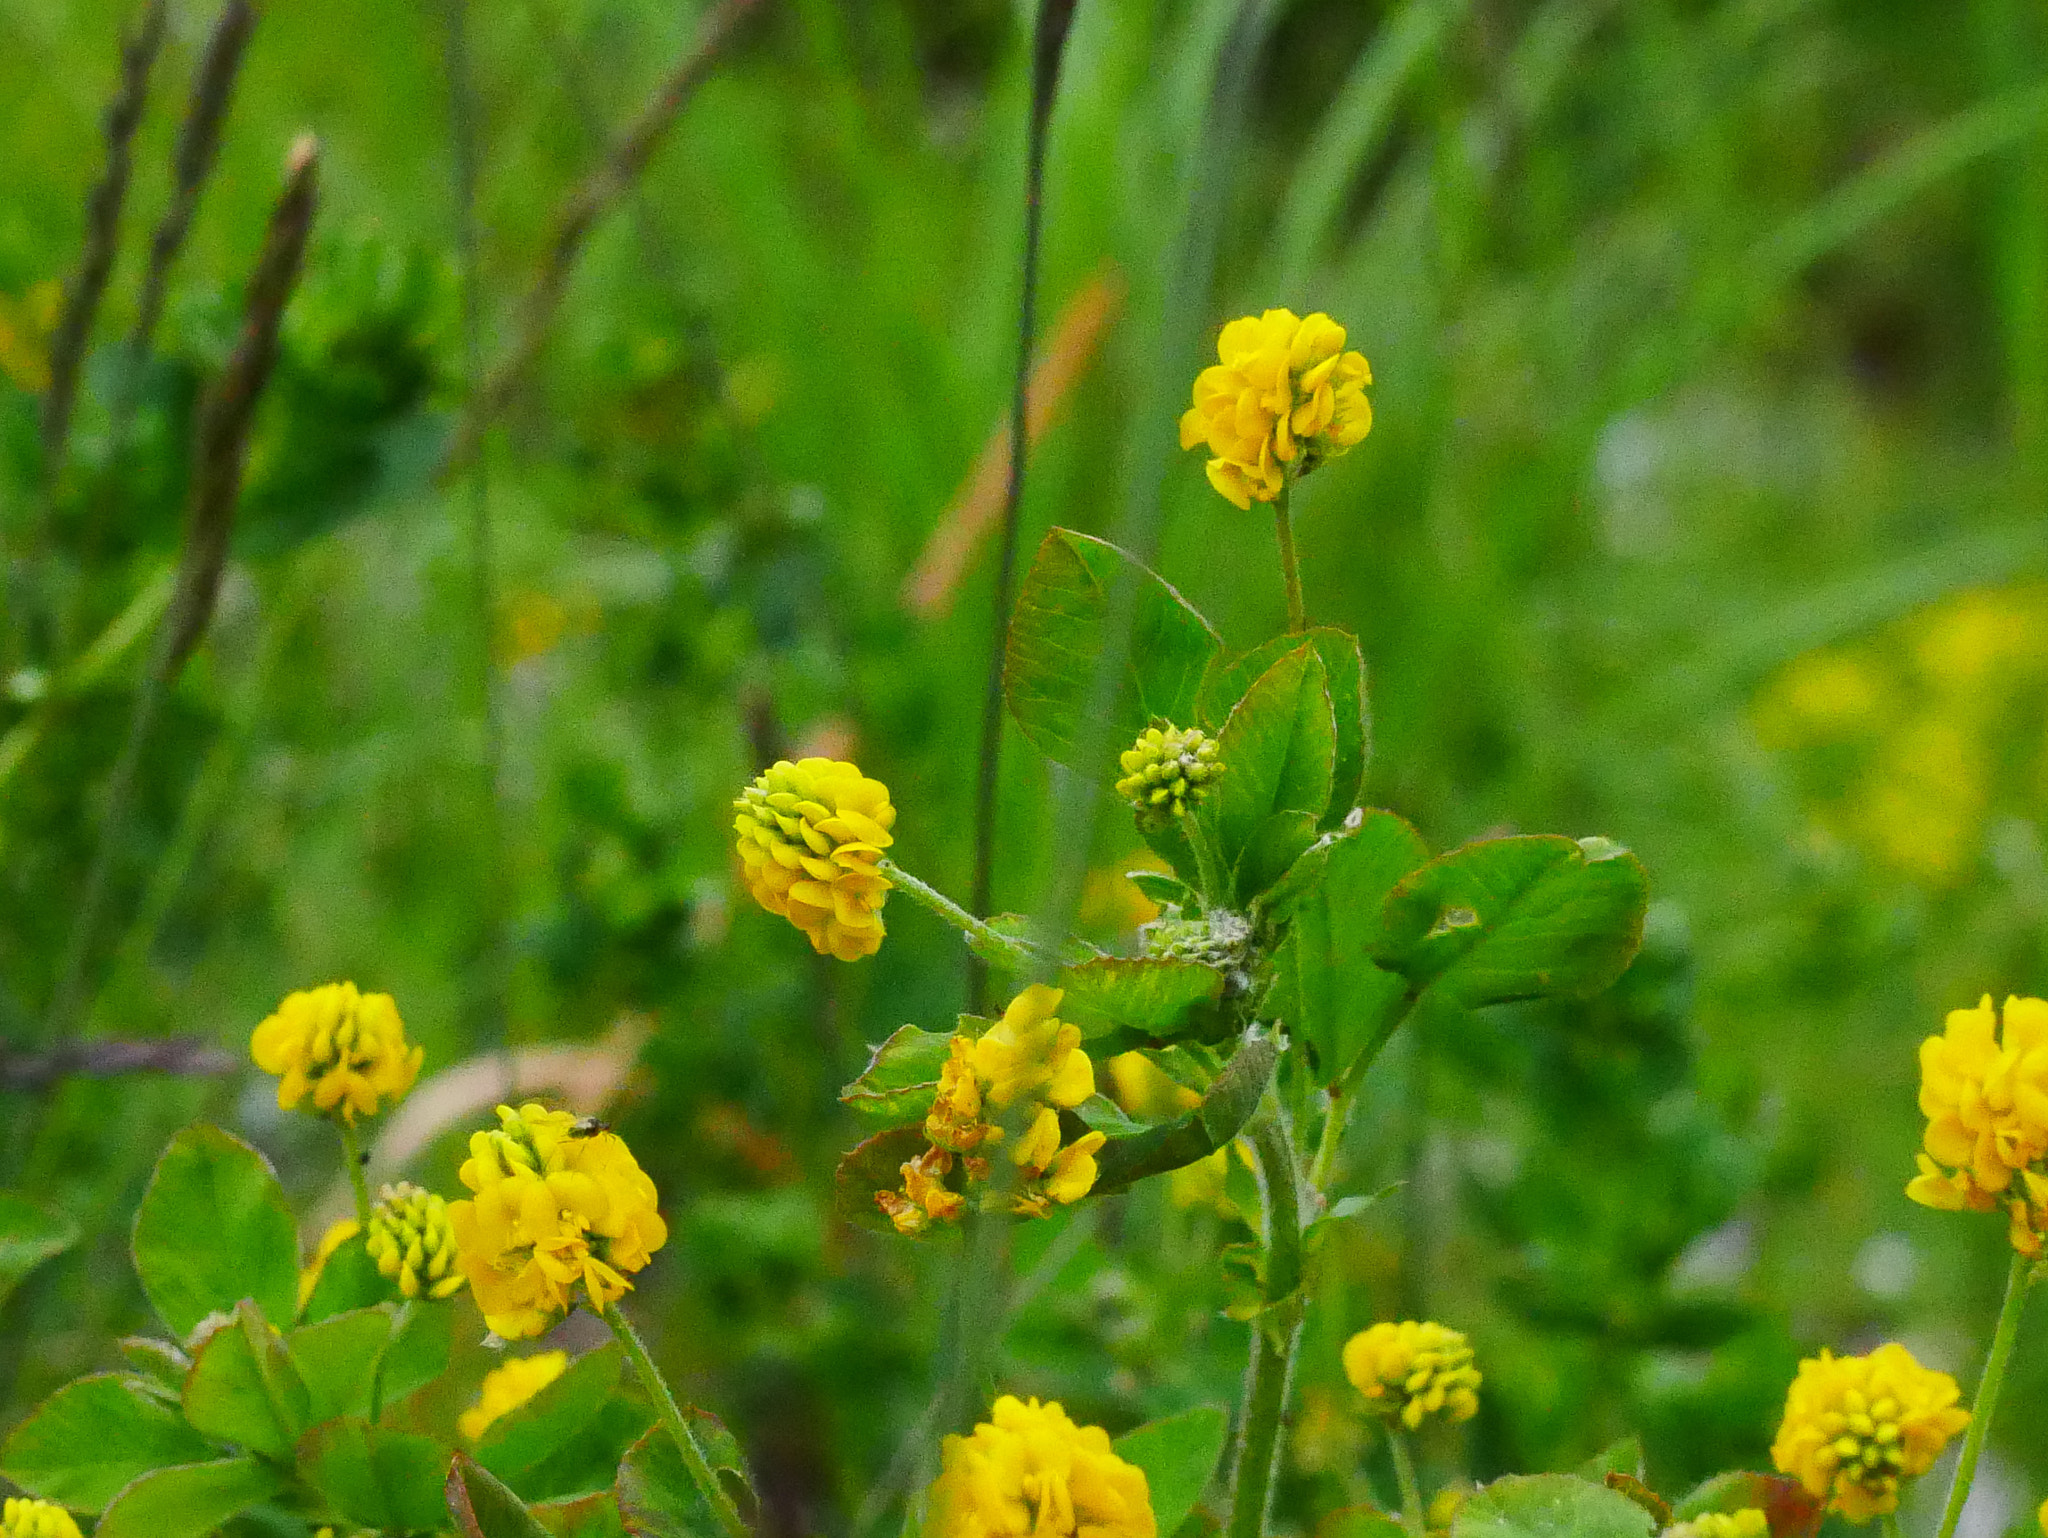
[1274,477,1306,633]
[1933,1252,2033,1538]
[338,1119,373,1229]
[1388,1427,1427,1538]
[1226,1101,1305,1538]
[877,858,1035,972]
[607,1309,752,1538]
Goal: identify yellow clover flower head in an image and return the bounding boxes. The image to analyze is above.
[1179,308,1372,510]
[251,981,422,1125]
[1906,993,2048,1255]
[733,757,896,960]
[1115,725,1223,826]
[2,1500,83,1538]
[924,1395,1155,1538]
[1769,1344,1969,1523]
[1666,1514,1768,1538]
[1341,1320,1481,1430]
[366,1182,466,1300]
[448,1103,668,1340]
[459,1350,569,1440]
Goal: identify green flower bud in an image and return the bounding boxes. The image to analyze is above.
[1115,725,1222,824]
[365,1181,466,1300]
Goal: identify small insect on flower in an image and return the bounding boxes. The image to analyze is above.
[732,758,895,960]
[924,1396,1155,1538]
[250,981,423,1125]
[1180,308,1372,510]
[2,1498,83,1538]
[1905,993,2048,1255]
[1115,724,1223,826]
[459,1351,569,1441]
[1342,1320,1482,1430]
[365,1182,466,1300]
[1770,1343,1969,1523]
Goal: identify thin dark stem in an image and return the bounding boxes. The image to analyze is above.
[1227,1102,1305,1538]
[1274,477,1306,632]
[1934,1251,2033,1538]
[969,0,1079,1011]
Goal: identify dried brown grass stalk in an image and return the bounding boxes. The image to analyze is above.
[0,1037,235,1092]
[39,0,168,483]
[132,0,260,355]
[440,0,766,472]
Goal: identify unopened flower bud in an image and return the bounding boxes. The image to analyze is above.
[365,1182,465,1300]
[1115,726,1222,825]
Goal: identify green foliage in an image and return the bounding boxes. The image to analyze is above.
[449,1453,555,1538]
[0,1194,78,1310]
[615,1419,753,1538]
[0,1374,214,1510]
[131,1128,298,1341]
[1450,1475,1655,1538]
[298,1419,451,1533]
[475,1346,624,1484]
[180,1303,310,1460]
[95,1459,285,1538]
[1111,1407,1230,1536]
[839,1026,955,1129]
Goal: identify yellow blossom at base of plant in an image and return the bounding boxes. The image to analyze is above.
[924,1395,1155,1538]
[1769,1343,1969,1523]
[459,1350,569,1440]
[1905,993,2048,1256]
[250,981,422,1124]
[299,1216,362,1309]
[1341,1320,1481,1430]
[1667,1512,1767,1538]
[1178,308,1372,510]
[1115,725,1223,824]
[448,1103,668,1339]
[366,1182,466,1300]
[2,1499,82,1538]
[732,758,895,960]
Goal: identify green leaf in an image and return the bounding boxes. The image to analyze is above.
[969,914,1104,976]
[0,1191,80,1309]
[1314,1508,1408,1538]
[117,1338,191,1395]
[289,1306,395,1423]
[1199,627,1368,825]
[1264,811,1427,1085]
[1112,1407,1228,1536]
[1367,835,1650,1008]
[1004,528,1221,778]
[132,1126,298,1341]
[1205,645,1335,873]
[299,1418,451,1532]
[1670,1473,1822,1538]
[181,1302,311,1460]
[0,1373,217,1511]
[1233,810,1318,907]
[616,1419,754,1538]
[534,1493,630,1538]
[448,1451,554,1538]
[1093,1032,1279,1195]
[839,1026,953,1130]
[1055,957,1226,1040]
[95,1458,285,1538]
[298,1229,389,1324]
[1575,1438,1644,1481]
[1074,1095,1147,1137]
[380,1294,454,1404]
[1126,869,1198,910]
[516,1399,656,1504]
[832,1125,931,1236]
[1451,1474,1655,1538]
[477,1346,625,1481]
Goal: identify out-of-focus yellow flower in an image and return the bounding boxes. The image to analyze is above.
[448,1103,668,1339]
[1115,725,1223,825]
[733,758,895,961]
[1769,1344,1968,1523]
[366,1182,466,1300]
[2,1499,82,1538]
[1906,994,2048,1256]
[299,1217,362,1309]
[1179,309,1372,510]
[0,282,60,394]
[2038,1495,2047,1533]
[924,1396,1154,1538]
[251,982,422,1125]
[1666,1513,1767,1538]
[972,985,1093,1111]
[459,1351,569,1440]
[1342,1321,1481,1430]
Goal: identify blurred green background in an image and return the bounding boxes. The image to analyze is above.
[4,0,2048,1533]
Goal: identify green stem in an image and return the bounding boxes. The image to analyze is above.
[1274,478,1306,633]
[338,1120,373,1228]
[1934,1250,2033,1538]
[1388,1427,1427,1538]
[607,1307,752,1538]
[1179,809,1229,909]
[1308,1087,1347,1193]
[1878,1516,1902,1538]
[1227,1102,1305,1538]
[879,858,1026,967]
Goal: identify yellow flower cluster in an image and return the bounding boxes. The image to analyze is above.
[1179,309,1372,510]
[733,758,895,960]
[1769,1344,1969,1523]
[366,1181,466,1300]
[1115,725,1223,825]
[250,981,422,1124]
[459,1351,569,1440]
[924,1396,1155,1538]
[1666,1513,1767,1538]
[1,1499,81,1538]
[448,1103,668,1339]
[876,986,1106,1235]
[1341,1321,1482,1430]
[1905,994,2048,1255]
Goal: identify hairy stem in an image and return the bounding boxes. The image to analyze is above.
[1180,809,1229,909]
[878,857,1027,972]
[1934,1251,2033,1538]
[608,1308,752,1538]
[1388,1427,1426,1538]
[1274,478,1306,633]
[1227,1102,1305,1538]
[339,1120,373,1228]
